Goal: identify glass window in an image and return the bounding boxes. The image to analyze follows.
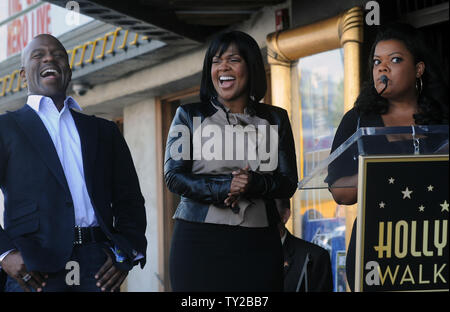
[294,48,348,292]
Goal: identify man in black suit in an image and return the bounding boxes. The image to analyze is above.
[276,199,333,292]
[0,34,146,292]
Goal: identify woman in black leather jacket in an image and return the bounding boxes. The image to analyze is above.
[164,31,298,291]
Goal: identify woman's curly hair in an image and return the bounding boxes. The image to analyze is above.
[355,23,448,125]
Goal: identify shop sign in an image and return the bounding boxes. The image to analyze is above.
[0,0,92,62]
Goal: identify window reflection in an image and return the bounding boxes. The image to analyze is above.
[295,48,348,292]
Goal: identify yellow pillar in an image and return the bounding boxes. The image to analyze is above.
[266,40,294,232]
[266,7,364,242]
[267,6,363,111]
[338,8,364,256]
[340,7,364,112]
[269,62,292,116]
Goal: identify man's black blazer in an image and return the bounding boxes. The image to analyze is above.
[0,104,147,273]
[283,230,333,292]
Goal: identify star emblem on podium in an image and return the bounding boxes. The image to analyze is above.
[441,200,449,212]
[402,187,413,199]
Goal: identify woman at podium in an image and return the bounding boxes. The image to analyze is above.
[326,23,449,290]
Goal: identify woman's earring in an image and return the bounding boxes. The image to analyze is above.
[416,76,423,95]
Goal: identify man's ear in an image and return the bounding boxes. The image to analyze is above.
[19,67,27,83]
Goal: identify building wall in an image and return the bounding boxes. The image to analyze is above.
[123,98,161,291]
[74,2,287,115]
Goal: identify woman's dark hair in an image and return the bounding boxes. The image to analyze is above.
[355,23,449,124]
[200,30,267,103]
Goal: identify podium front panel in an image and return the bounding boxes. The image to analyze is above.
[355,154,449,292]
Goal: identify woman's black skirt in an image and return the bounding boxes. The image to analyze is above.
[169,219,283,292]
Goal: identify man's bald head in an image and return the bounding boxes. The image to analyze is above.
[21,34,68,67]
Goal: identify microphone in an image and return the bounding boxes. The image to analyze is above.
[378,75,388,95]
